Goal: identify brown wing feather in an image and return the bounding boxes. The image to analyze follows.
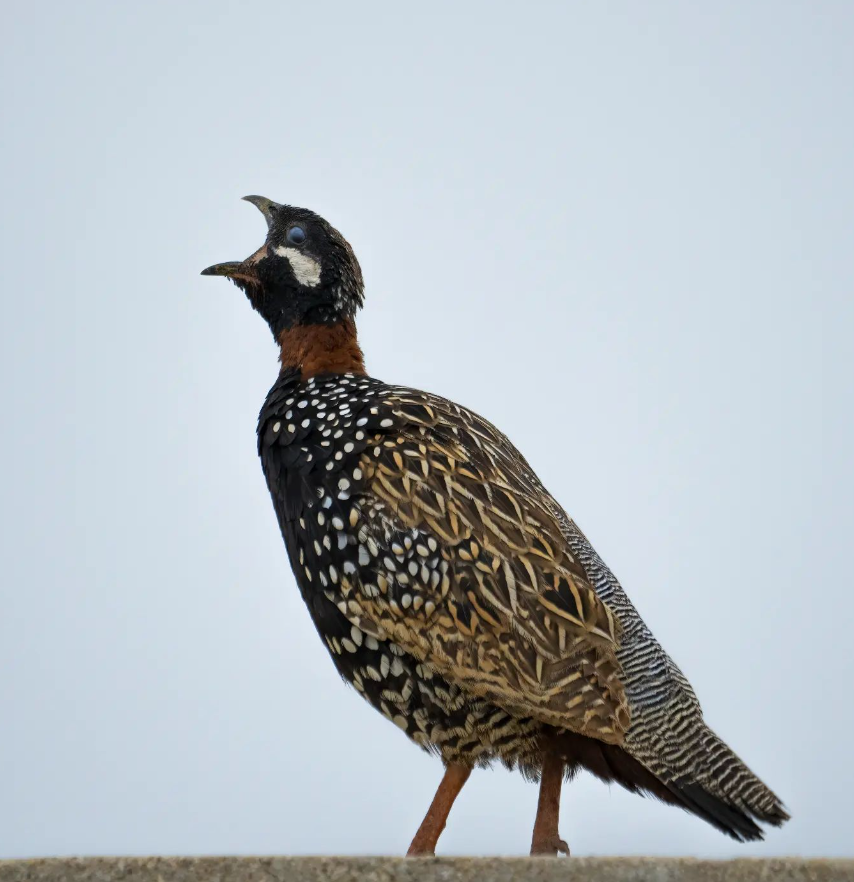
[335,389,630,744]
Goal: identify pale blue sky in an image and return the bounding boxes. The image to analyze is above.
[1,0,852,859]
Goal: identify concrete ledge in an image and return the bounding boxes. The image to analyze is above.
[1,858,852,882]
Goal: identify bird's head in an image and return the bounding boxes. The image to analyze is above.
[202,197,364,340]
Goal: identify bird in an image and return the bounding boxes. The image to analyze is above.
[202,196,789,855]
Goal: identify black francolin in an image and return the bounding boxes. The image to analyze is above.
[202,196,789,855]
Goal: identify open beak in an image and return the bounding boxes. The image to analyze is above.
[200,195,281,280]
[241,194,282,228]
[201,261,242,278]
[200,260,261,283]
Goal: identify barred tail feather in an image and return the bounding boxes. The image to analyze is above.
[662,726,789,841]
[666,781,762,842]
[555,726,788,842]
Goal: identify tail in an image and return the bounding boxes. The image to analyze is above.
[556,726,789,842]
[660,727,789,842]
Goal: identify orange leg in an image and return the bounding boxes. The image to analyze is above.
[530,752,570,855]
[406,763,472,856]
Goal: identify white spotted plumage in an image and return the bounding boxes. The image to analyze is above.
[256,363,787,844]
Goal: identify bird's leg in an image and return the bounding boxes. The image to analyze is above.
[530,752,570,856]
[406,763,472,856]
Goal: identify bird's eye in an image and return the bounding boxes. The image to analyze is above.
[286,226,306,245]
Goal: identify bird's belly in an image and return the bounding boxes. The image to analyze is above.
[306,585,542,767]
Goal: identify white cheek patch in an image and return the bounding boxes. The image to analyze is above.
[274,245,322,287]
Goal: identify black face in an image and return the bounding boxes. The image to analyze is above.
[202,197,364,338]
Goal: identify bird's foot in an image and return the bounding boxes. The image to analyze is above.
[530,834,570,856]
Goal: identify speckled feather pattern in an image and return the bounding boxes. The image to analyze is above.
[258,369,788,840]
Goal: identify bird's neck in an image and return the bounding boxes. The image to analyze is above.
[278,319,366,380]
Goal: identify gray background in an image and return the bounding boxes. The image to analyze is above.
[1,0,851,860]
